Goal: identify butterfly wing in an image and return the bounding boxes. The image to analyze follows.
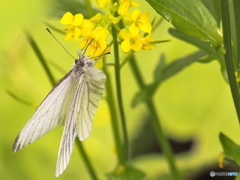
[12,70,78,152]
[55,67,106,176]
[76,66,106,140]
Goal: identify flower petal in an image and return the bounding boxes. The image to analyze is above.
[139,12,150,22]
[131,9,140,21]
[131,40,142,51]
[73,14,83,26]
[64,30,74,41]
[73,27,81,40]
[129,24,139,36]
[60,12,74,25]
[139,23,152,33]
[121,40,131,52]
[119,28,131,40]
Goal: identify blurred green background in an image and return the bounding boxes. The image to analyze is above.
[1,0,239,179]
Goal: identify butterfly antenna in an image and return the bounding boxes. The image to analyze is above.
[94,46,110,60]
[46,28,75,60]
[91,46,111,66]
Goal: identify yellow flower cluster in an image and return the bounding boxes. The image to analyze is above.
[60,0,155,56]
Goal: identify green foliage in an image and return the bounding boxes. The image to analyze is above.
[132,51,206,107]
[4,0,240,179]
[146,0,225,54]
[219,133,240,166]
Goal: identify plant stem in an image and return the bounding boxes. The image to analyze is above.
[146,100,180,180]
[103,60,125,165]
[111,27,129,160]
[233,0,240,68]
[76,140,98,180]
[129,55,180,180]
[221,0,240,122]
[25,32,56,86]
[85,0,94,17]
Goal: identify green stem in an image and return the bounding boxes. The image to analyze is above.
[233,0,240,67]
[129,55,180,180]
[6,90,33,106]
[146,100,180,180]
[111,27,129,160]
[221,0,240,122]
[85,0,94,17]
[76,140,98,180]
[103,59,125,165]
[25,32,56,86]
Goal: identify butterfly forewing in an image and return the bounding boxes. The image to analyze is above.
[12,71,77,152]
[56,66,106,176]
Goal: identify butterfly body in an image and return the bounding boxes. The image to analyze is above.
[13,52,106,177]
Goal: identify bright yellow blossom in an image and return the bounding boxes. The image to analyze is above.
[118,0,139,16]
[119,28,143,52]
[79,27,110,57]
[127,9,152,36]
[60,12,94,41]
[140,34,156,50]
[60,1,157,54]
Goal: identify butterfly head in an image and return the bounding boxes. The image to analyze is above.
[74,53,95,71]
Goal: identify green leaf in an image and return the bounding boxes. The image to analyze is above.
[131,84,155,107]
[146,0,225,54]
[169,28,227,81]
[153,54,166,82]
[156,51,206,83]
[106,164,145,180]
[169,29,224,62]
[132,51,206,107]
[219,132,240,166]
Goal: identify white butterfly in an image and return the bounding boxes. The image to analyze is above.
[12,51,106,177]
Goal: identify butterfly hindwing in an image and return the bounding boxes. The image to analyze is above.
[55,67,106,176]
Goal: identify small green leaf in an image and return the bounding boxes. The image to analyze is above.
[169,28,224,62]
[132,51,206,107]
[106,164,145,180]
[157,51,206,83]
[219,132,240,166]
[146,0,224,53]
[132,85,155,107]
[169,28,227,81]
[153,54,166,82]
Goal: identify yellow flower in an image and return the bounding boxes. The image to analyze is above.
[96,0,111,9]
[60,12,94,41]
[118,0,139,16]
[119,28,142,52]
[79,27,110,57]
[140,34,156,50]
[128,9,152,36]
